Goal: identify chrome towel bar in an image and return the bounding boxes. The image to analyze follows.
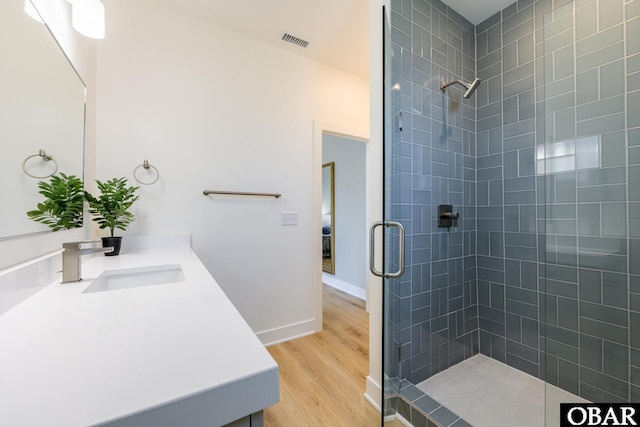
[203,190,281,198]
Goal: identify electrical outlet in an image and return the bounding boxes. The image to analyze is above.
[281,212,298,226]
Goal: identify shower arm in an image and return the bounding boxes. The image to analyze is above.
[440,80,468,91]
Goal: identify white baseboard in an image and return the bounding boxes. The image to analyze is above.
[322,274,366,301]
[365,375,382,411]
[257,319,317,347]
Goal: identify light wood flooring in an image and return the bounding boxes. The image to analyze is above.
[264,285,380,426]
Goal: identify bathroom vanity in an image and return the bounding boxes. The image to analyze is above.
[0,241,279,426]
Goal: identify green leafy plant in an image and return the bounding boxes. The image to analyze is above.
[26,173,84,231]
[84,177,139,237]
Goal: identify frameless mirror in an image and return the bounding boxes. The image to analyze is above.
[0,0,86,239]
[322,162,335,274]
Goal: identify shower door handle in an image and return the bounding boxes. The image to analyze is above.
[369,221,405,279]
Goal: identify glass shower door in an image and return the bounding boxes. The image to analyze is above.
[376,6,406,424]
[542,0,638,425]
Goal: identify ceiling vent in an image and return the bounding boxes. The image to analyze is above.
[281,33,310,48]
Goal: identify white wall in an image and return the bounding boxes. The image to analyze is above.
[322,134,367,297]
[0,0,96,271]
[95,0,369,345]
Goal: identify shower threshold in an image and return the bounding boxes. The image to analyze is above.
[415,354,588,427]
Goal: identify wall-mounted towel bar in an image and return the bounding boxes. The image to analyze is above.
[203,190,281,198]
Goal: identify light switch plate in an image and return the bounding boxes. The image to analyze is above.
[281,212,298,226]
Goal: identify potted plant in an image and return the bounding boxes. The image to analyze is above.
[84,177,139,256]
[27,173,84,231]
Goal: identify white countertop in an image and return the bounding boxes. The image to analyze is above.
[0,247,279,426]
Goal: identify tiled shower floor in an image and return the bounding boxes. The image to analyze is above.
[415,355,588,427]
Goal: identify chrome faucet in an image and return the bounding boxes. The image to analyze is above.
[62,241,114,283]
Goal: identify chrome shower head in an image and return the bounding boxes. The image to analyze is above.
[440,77,482,99]
[463,78,481,99]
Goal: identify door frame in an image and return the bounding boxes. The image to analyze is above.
[312,121,369,332]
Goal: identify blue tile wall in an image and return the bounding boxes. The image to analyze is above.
[389,0,478,385]
[477,0,542,376]
[536,0,636,402]
[390,0,638,403]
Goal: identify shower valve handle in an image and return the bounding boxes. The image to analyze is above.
[440,212,459,219]
[438,204,459,228]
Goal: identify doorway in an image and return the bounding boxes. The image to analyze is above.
[321,133,368,300]
[312,121,369,333]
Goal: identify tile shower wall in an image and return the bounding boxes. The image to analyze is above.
[388,0,478,385]
[475,0,541,378]
[538,0,639,402]
[476,0,639,401]
[390,0,639,402]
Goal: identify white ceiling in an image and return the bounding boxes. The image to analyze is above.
[154,0,517,78]
[154,0,371,78]
[441,0,518,25]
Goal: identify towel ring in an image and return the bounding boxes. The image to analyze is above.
[133,160,160,185]
[22,149,58,179]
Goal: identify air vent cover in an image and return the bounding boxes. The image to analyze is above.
[282,33,310,48]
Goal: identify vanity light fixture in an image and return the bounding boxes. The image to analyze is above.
[72,0,105,39]
[24,0,43,23]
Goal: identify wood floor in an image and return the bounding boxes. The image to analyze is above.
[264,285,380,426]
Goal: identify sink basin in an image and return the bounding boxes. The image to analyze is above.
[83,264,185,294]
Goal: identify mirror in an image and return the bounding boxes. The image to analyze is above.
[0,0,86,240]
[322,162,335,274]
